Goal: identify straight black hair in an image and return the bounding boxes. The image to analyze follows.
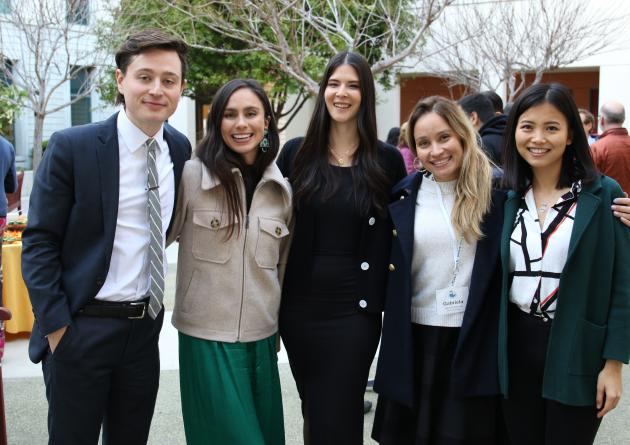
[459,93,495,125]
[501,83,599,194]
[482,90,504,114]
[196,79,280,238]
[290,51,389,216]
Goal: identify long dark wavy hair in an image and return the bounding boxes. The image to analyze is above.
[196,79,280,238]
[502,83,598,194]
[291,51,389,216]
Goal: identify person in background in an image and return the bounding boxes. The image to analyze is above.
[483,90,505,115]
[373,96,507,444]
[0,134,17,263]
[578,108,598,145]
[499,83,630,445]
[386,127,400,146]
[590,101,630,193]
[277,51,405,444]
[22,30,192,444]
[0,134,17,361]
[168,79,291,445]
[398,122,416,175]
[458,93,506,167]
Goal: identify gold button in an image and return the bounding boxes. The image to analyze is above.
[388,264,395,272]
[275,226,282,236]
[392,229,398,237]
[210,218,220,229]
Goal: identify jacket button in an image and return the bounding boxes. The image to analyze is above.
[360,262,369,271]
[210,218,220,228]
[392,229,397,237]
[96,278,104,286]
[359,299,367,309]
[388,264,395,272]
[368,217,376,226]
[399,195,405,200]
[275,226,282,236]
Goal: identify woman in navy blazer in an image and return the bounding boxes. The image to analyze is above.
[372,96,507,444]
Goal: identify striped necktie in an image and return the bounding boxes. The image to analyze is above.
[146,138,165,319]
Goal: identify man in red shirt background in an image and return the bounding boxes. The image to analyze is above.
[591,101,630,193]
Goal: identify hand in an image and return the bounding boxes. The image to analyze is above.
[47,325,68,353]
[612,195,630,228]
[596,359,623,418]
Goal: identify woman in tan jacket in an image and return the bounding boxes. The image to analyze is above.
[167,79,292,445]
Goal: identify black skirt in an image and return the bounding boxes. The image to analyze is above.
[372,323,504,445]
[280,300,381,445]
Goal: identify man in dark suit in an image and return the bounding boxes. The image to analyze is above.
[22,29,192,445]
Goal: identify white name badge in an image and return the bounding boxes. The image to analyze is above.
[435,286,469,315]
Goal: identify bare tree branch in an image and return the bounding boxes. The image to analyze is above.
[0,0,109,170]
[114,0,454,96]
[426,0,626,102]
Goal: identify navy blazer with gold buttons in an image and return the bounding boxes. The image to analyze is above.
[374,172,506,407]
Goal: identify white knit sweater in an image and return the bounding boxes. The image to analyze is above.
[410,178,477,327]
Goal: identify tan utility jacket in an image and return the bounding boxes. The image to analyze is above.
[167,158,292,342]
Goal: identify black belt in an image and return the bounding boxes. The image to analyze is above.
[78,298,149,319]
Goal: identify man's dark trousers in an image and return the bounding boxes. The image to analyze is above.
[42,309,164,444]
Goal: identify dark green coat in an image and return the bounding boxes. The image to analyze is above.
[498,175,630,406]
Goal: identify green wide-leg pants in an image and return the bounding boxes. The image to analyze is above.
[178,332,285,445]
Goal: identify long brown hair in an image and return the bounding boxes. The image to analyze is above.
[196,79,280,238]
[290,51,389,216]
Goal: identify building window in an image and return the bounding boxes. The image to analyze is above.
[67,0,89,25]
[70,67,92,126]
[0,0,10,14]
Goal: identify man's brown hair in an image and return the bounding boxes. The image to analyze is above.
[115,29,188,105]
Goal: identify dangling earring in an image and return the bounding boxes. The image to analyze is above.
[260,129,270,153]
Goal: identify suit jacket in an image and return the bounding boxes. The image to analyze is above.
[498,175,630,406]
[276,137,406,314]
[374,172,506,407]
[22,113,191,363]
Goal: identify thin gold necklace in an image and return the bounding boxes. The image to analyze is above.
[329,145,357,166]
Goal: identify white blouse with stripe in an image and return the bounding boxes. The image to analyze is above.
[508,182,581,321]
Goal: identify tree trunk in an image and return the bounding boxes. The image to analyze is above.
[32,113,45,172]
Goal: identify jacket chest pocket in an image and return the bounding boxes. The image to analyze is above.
[255,216,290,269]
[192,210,235,263]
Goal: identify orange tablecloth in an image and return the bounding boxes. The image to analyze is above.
[2,242,34,333]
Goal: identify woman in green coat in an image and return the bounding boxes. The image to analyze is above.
[498,83,630,445]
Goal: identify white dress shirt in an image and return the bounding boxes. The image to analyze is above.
[95,111,175,302]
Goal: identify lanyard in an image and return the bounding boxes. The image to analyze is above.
[433,178,463,288]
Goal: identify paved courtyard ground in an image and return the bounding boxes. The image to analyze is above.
[3,246,629,444]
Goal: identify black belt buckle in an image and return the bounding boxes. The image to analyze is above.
[128,302,147,319]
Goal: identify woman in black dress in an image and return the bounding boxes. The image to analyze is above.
[276,51,405,444]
